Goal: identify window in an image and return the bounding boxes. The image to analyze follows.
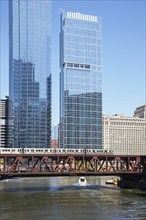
[67,63,73,67]
[85,64,90,69]
[74,63,79,68]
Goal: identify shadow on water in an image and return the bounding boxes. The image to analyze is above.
[50,184,120,192]
[0,184,120,193]
[133,192,146,197]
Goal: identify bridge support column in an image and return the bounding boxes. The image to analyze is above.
[119,173,146,190]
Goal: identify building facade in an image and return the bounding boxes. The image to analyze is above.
[60,12,102,149]
[134,104,146,120]
[9,0,52,148]
[52,124,59,142]
[0,97,14,147]
[103,106,146,155]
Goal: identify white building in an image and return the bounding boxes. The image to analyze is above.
[103,105,146,155]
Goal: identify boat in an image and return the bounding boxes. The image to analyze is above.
[105,178,119,185]
[78,176,87,186]
[105,179,114,184]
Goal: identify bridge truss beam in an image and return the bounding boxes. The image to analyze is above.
[0,154,145,176]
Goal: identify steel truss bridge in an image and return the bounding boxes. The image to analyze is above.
[0,153,146,178]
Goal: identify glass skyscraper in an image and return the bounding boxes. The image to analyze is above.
[60,12,102,149]
[9,0,52,148]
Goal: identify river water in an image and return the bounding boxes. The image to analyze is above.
[0,176,146,220]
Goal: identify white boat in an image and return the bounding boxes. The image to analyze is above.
[105,178,119,185]
[105,179,114,184]
[78,176,87,186]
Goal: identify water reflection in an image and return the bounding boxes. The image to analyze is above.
[0,176,146,220]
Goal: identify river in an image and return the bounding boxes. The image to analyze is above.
[0,176,146,220]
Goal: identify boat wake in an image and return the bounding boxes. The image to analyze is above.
[49,184,119,192]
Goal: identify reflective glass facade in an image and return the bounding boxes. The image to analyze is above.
[60,12,102,149]
[9,0,52,148]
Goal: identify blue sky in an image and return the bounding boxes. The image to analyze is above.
[0,0,145,125]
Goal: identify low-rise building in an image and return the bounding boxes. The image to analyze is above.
[51,139,58,149]
[103,105,146,155]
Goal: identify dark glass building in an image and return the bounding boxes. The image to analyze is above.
[0,96,14,147]
[9,0,52,148]
[60,12,102,149]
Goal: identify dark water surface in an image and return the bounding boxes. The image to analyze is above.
[0,176,146,220]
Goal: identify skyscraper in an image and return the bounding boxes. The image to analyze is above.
[0,96,14,148]
[60,12,102,149]
[9,0,52,148]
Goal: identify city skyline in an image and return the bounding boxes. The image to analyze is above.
[1,0,145,125]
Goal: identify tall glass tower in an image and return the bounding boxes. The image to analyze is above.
[9,0,52,148]
[60,12,102,149]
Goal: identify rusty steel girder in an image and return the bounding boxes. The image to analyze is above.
[0,154,145,176]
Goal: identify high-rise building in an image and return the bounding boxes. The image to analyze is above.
[103,107,146,155]
[9,0,52,148]
[0,96,14,147]
[133,104,146,120]
[52,124,59,141]
[60,12,102,149]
